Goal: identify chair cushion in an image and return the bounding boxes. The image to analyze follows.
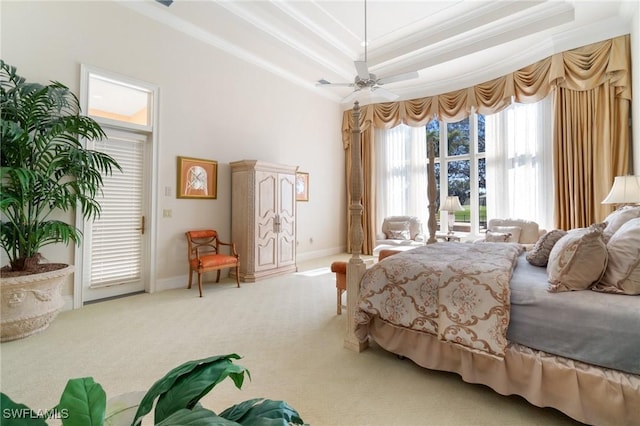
[485,230,512,242]
[191,254,238,269]
[487,219,540,244]
[330,261,347,274]
[381,216,424,241]
[489,226,521,243]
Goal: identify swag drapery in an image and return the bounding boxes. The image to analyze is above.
[342,35,631,255]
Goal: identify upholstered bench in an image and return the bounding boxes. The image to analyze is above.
[330,249,401,315]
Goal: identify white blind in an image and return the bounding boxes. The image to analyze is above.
[88,135,144,287]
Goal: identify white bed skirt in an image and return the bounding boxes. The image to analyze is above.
[369,317,640,426]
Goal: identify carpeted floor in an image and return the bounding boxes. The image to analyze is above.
[0,254,583,425]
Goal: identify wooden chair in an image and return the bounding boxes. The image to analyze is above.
[185,230,240,297]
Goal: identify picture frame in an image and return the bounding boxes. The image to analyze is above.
[177,156,217,199]
[296,172,309,202]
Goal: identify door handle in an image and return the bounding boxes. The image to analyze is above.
[136,216,145,235]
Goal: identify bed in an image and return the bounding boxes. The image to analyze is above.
[342,102,640,426]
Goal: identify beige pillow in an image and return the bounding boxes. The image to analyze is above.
[489,226,521,243]
[594,217,640,295]
[485,230,511,242]
[386,221,410,239]
[526,229,567,267]
[387,229,410,240]
[547,224,608,292]
[603,206,640,241]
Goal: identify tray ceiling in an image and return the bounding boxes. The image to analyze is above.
[121,0,635,105]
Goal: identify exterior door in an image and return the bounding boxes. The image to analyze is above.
[82,128,148,302]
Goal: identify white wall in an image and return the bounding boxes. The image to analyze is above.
[1,1,347,295]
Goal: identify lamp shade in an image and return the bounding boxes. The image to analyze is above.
[441,195,464,212]
[602,175,640,204]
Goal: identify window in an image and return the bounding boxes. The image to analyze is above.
[87,74,153,129]
[485,97,553,229]
[428,114,486,235]
[375,125,428,228]
[376,100,550,238]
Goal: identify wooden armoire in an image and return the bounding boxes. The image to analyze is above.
[230,160,298,282]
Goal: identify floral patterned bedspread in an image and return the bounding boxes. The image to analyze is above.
[354,242,524,358]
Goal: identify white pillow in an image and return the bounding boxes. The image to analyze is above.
[485,230,511,242]
[603,205,640,241]
[385,221,410,239]
[594,217,640,295]
[489,226,521,243]
[387,230,410,240]
[547,223,607,292]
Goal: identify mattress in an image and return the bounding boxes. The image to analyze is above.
[507,254,640,375]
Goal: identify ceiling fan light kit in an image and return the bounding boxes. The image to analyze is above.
[317,0,419,104]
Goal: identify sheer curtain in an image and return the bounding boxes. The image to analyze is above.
[374,124,428,230]
[485,96,554,230]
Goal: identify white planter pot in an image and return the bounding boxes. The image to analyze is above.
[1,264,73,342]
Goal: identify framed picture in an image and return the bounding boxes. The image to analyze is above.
[296,172,309,202]
[177,156,217,199]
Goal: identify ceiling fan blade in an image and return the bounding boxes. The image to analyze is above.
[316,79,353,87]
[341,89,362,104]
[377,71,419,85]
[354,61,370,80]
[371,86,399,101]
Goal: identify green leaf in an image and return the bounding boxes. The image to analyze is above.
[57,377,106,426]
[219,399,305,426]
[132,354,247,426]
[155,407,239,426]
[0,393,48,425]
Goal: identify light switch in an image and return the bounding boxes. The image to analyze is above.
[163,209,172,218]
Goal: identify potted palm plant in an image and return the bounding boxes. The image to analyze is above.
[0,60,121,342]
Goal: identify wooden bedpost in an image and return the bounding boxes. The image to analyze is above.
[427,138,437,243]
[344,101,369,352]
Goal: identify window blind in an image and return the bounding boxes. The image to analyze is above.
[88,136,144,288]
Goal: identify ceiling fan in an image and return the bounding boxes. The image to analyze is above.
[317,0,419,103]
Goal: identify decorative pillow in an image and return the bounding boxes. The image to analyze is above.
[385,221,410,239]
[526,229,567,267]
[547,224,608,292]
[489,226,521,243]
[485,230,511,242]
[603,205,640,241]
[387,230,411,240]
[593,217,640,295]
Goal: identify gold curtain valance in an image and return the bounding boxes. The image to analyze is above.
[342,34,631,145]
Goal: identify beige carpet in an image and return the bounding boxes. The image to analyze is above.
[0,254,583,426]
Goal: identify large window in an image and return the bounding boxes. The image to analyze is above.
[485,97,553,229]
[376,99,550,239]
[428,114,486,235]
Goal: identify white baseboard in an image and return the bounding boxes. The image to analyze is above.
[296,246,346,262]
[154,275,189,293]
